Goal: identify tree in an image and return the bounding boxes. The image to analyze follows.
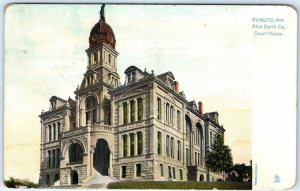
[205,137,233,176]
[4,177,38,188]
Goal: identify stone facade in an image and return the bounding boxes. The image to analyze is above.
[38,6,226,186]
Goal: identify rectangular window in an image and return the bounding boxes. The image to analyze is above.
[123,102,128,124]
[136,163,141,177]
[180,169,183,180]
[186,148,189,166]
[121,166,126,178]
[157,131,162,155]
[170,106,174,125]
[137,98,143,120]
[46,175,50,185]
[166,135,170,157]
[168,166,172,179]
[214,134,217,144]
[48,150,51,168]
[130,133,135,156]
[86,112,90,125]
[123,135,128,157]
[57,122,60,139]
[157,97,161,120]
[166,104,169,123]
[92,109,97,124]
[53,124,56,141]
[49,125,52,142]
[130,100,135,123]
[198,153,200,166]
[52,149,56,168]
[177,140,181,161]
[54,174,60,182]
[170,137,174,158]
[195,152,197,165]
[160,164,164,177]
[172,167,176,179]
[137,132,143,155]
[177,110,181,130]
[56,148,60,168]
[210,132,213,146]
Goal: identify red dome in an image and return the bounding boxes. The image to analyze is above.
[89,20,116,49]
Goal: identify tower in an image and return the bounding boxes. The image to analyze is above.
[74,4,120,128]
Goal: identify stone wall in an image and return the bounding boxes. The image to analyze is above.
[60,168,71,185]
[75,165,88,183]
[113,160,154,180]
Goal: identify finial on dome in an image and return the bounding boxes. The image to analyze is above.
[100,4,105,21]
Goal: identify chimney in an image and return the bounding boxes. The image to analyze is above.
[198,101,203,115]
[174,81,179,93]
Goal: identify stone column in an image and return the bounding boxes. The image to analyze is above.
[64,111,70,132]
[90,147,95,176]
[134,133,138,155]
[99,102,104,125]
[109,151,113,176]
[40,120,44,170]
[149,86,154,118]
[142,97,146,120]
[55,123,58,140]
[75,96,79,128]
[111,97,115,126]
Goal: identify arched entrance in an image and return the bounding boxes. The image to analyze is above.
[200,174,204,181]
[71,170,78,184]
[93,139,110,175]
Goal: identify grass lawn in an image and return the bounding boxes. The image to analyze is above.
[107,181,252,190]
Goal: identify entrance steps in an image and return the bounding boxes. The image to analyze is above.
[81,168,118,188]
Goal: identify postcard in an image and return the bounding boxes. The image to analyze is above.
[3,4,297,190]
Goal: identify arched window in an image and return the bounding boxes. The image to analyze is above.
[185,116,192,140]
[69,143,83,163]
[85,96,97,125]
[94,52,98,64]
[200,174,204,181]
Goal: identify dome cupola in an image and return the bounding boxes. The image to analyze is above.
[89,4,116,49]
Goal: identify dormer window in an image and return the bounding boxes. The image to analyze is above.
[127,74,131,83]
[51,101,56,110]
[132,72,136,82]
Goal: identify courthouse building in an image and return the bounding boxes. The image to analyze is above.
[38,6,226,186]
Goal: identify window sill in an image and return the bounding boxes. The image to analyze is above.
[67,161,83,165]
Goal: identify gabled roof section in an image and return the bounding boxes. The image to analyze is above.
[124,65,143,74]
[157,71,175,80]
[49,96,67,102]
